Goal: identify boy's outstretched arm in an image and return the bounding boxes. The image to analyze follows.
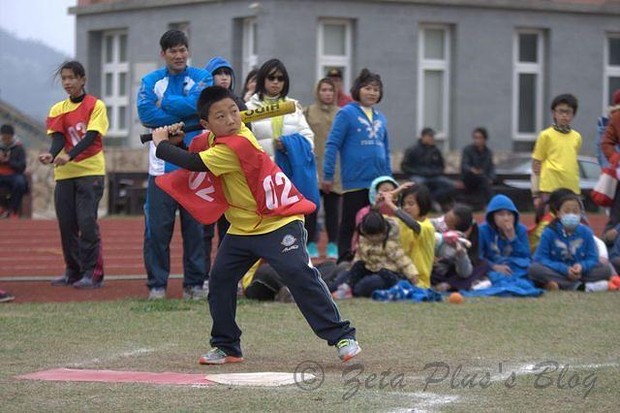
[153,126,209,172]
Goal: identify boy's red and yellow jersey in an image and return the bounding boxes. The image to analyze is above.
[46,95,108,181]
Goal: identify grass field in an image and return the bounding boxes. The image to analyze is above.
[2,292,619,412]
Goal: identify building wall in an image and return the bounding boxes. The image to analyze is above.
[73,0,620,156]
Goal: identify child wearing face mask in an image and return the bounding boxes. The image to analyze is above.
[529,192,612,291]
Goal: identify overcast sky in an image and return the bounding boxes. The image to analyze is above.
[0,0,76,56]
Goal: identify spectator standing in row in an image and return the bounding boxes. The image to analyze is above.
[137,29,211,300]
[0,124,27,219]
[531,94,581,222]
[599,90,620,246]
[326,68,353,107]
[245,59,318,247]
[401,127,454,212]
[304,77,341,259]
[460,127,495,205]
[323,68,392,262]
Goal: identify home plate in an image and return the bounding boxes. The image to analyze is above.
[16,369,313,387]
[204,372,313,387]
[16,368,212,386]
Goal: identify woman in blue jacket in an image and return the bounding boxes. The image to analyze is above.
[529,192,612,291]
[322,68,392,262]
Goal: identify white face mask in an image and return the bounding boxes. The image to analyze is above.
[560,213,580,230]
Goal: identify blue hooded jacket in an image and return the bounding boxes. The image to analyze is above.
[478,194,531,280]
[323,102,392,191]
[205,56,236,91]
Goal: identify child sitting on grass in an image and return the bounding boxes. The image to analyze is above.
[430,204,490,291]
[529,192,612,291]
[151,86,360,363]
[479,194,531,283]
[380,183,436,288]
[330,208,418,298]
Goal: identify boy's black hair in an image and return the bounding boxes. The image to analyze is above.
[550,93,578,115]
[56,60,86,79]
[197,86,237,121]
[359,208,390,248]
[451,203,474,232]
[255,58,290,100]
[400,184,432,217]
[213,67,232,76]
[0,124,15,136]
[473,127,488,140]
[160,29,189,51]
[350,68,383,103]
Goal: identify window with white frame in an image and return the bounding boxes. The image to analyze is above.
[317,19,352,89]
[513,30,544,141]
[242,18,258,80]
[417,25,450,145]
[604,33,620,108]
[101,31,129,138]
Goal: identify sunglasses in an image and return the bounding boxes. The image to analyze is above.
[267,75,285,82]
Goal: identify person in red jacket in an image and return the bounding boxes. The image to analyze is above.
[599,89,620,246]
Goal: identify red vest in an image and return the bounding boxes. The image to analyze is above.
[46,95,103,162]
[156,133,316,225]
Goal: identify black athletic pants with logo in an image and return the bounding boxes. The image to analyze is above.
[208,219,356,357]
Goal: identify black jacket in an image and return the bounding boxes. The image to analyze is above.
[0,139,26,174]
[460,144,495,181]
[400,141,445,177]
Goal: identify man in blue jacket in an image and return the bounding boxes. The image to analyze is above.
[137,29,213,300]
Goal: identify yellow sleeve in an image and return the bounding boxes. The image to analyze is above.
[199,144,241,177]
[87,100,109,135]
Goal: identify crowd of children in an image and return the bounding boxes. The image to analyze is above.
[325,183,620,299]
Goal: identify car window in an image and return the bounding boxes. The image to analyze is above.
[580,160,601,179]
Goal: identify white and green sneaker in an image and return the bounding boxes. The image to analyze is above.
[199,348,244,365]
[336,339,361,362]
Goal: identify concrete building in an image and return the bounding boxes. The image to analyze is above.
[71,0,620,158]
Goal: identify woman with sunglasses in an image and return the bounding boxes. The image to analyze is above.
[246,59,319,252]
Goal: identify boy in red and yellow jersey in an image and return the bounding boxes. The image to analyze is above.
[39,61,108,289]
[152,86,360,364]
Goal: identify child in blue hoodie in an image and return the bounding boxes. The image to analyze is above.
[529,192,612,291]
[479,194,531,283]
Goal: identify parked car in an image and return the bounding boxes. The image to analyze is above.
[494,154,601,212]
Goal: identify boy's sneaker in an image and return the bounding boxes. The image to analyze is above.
[199,348,244,365]
[73,277,103,289]
[0,291,15,303]
[183,285,208,300]
[336,339,361,362]
[327,242,338,260]
[148,288,166,300]
[545,281,560,291]
[50,275,80,287]
[332,283,352,300]
[307,242,319,258]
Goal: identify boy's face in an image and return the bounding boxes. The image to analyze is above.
[201,97,242,137]
[375,182,397,204]
[493,210,515,231]
[558,199,581,217]
[552,103,574,128]
[472,131,486,149]
[358,82,380,107]
[61,68,86,99]
[161,44,189,74]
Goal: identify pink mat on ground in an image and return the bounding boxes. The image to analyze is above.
[16,368,212,386]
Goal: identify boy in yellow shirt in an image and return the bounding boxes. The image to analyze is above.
[531,94,581,221]
[151,86,360,364]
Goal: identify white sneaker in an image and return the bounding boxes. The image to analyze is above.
[183,285,208,300]
[148,288,166,300]
[584,280,610,292]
